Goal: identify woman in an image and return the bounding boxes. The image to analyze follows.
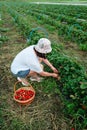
[11,38,59,86]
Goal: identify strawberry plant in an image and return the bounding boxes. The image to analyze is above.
[47,43,87,129]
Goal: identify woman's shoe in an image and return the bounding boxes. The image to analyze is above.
[17,77,29,86]
[30,76,43,82]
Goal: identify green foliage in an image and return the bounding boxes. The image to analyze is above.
[80,82,87,89]
[47,43,87,129]
[0,35,9,42]
[5,1,87,50]
[0,27,10,32]
[79,43,87,51]
[27,31,47,46]
[0,35,9,47]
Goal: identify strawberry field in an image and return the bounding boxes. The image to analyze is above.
[0,0,87,130]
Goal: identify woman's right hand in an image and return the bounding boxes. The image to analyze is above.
[39,71,60,80]
[52,73,58,78]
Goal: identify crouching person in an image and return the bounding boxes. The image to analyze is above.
[11,38,59,86]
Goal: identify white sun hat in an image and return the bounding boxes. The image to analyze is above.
[35,38,52,54]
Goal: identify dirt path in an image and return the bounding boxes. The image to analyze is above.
[31,2,87,6]
[0,12,26,85]
[62,41,87,71]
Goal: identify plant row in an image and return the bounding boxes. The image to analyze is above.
[31,8,87,32]
[48,44,87,129]
[3,2,87,50]
[26,10,87,50]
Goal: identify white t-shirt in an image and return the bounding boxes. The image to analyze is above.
[11,45,43,74]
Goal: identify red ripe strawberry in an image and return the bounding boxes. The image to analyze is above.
[15,89,34,101]
[15,95,20,99]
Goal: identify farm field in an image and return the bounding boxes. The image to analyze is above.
[0,0,87,130]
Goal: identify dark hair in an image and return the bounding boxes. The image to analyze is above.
[34,47,46,59]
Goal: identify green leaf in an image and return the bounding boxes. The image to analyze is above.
[80,83,87,89]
